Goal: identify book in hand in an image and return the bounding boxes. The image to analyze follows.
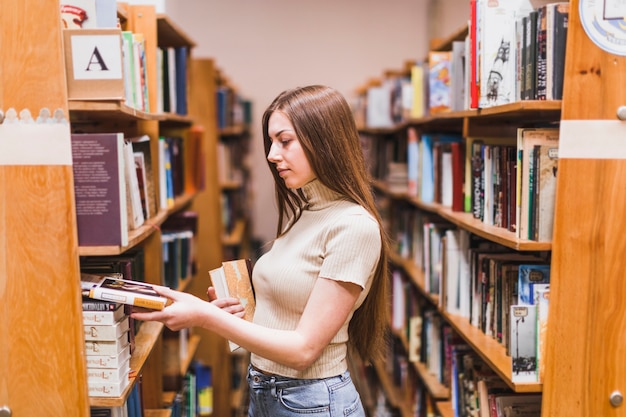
[81,272,169,310]
[209,259,254,352]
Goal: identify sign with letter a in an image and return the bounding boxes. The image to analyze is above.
[63,29,125,100]
[71,34,123,80]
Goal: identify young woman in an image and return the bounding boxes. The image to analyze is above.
[132,85,389,417]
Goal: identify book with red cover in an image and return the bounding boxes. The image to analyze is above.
[451,141,465,212]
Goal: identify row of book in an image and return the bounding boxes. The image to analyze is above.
[217,85,252,130]
[71,132,197,247]
[83,299,133,398]
[60,0,189,115]
[354,1,569,128]
[366,125,559,242]
[470,0,570,109]
[390,223,552,383]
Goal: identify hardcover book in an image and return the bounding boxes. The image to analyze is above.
[85,345,131,369]
[428,51,452,114]
[85,332,130,356]
[87,358,130,383]
[82,302,126,325]
[515,127,559,240]
[209,259,254,351]
[81,272,169,310]
[84,316,130,341]
[518,264,550,305]
[71,132,129,247]
[88,375,131,397]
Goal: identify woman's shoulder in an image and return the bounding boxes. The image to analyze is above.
[329,201,380,232]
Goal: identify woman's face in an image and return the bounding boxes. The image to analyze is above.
[266,111,316,189]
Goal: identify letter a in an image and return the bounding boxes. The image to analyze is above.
[85,47,109,71]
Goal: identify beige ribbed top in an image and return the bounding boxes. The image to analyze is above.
[250,179,381,378]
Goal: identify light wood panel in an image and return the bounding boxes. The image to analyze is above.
[0,1,89,416]
[542,1,626,416]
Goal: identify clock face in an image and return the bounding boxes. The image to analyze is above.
[580,0,626,56]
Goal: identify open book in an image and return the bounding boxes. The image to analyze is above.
[81,272,169,311]
[208,259,255,351]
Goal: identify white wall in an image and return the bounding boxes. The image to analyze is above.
[164,0,468,245]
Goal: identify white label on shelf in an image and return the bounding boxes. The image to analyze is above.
[0,123,73,165]
[71,34,123,80]
[559,120,626,160]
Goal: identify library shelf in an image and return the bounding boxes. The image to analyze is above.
[372,359,415,417]
[69,100,161,122]
[373,180,551,251]
[443,312,542,394]
[77,193,195,257]
[389,251,543,394]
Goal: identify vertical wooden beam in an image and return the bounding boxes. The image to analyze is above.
[542,1,626,416]
[0,1,89,416]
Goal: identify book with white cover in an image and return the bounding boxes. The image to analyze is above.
[84,316,130,341]
[86,345,131,369]
[85,331,130,356]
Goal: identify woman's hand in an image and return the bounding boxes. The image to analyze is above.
[207,286,245,318]
[131,287,212,331]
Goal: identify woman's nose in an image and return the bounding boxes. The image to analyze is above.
[267,143,280,162]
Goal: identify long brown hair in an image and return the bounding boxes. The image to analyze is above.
[262,85,389,363]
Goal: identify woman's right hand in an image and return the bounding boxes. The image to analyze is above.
[207,286,245,318]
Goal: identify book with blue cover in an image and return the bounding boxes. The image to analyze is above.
[518,264,550,305]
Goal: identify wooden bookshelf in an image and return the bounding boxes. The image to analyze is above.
[372,360,415,417]
[541,1,626,416]
[359,19,570,416]
[0,3,223,416]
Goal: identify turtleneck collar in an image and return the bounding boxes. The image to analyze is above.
[300,179,344,211]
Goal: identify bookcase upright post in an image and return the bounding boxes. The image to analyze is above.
[187,57,234,417]
[0,1,90,416]
[541,0,626,416]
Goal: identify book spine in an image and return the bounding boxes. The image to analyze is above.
[82,301,119,311]
[535,6,548,100]
[552,4,569,100]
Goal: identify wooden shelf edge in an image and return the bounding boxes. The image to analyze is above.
[69,100,162,121]
[390,252,542,394]
[222,218,247,246]
[180,334,201,375]
[78,210,168,256]
[78,192,196,257]
[374,180,551,251]
[443,312,542,393]
[219,124,249,137]
[156,13,196,48]
[372,360,415,417]
[435,400,455,417]
[359,101,561,132]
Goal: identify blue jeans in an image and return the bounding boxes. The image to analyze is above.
[247,365,366,417]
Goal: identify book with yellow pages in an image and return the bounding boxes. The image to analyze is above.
[81,272,169,310]
[209,259,254,351]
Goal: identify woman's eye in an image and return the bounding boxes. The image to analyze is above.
[280,139,292,146]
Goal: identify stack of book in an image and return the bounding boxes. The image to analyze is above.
[83,300,132,397]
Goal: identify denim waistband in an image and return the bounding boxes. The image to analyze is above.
[248,364,349,389]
